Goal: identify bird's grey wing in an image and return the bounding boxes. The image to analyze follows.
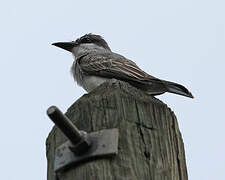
[77,52,167,93]
[77,52,193,98]
[78,53,155,80]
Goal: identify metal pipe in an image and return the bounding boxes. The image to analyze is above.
[47,106,82,144]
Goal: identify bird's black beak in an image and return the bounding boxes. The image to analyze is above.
[52,42,75,52]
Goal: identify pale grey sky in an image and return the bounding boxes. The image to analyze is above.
[1,0,225,179]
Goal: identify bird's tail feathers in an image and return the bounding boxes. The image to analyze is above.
[163,80,194,98]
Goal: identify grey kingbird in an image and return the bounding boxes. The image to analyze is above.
[52,33,193,98]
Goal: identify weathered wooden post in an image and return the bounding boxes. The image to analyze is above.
[46,79,188,180]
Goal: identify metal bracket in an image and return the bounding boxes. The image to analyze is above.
[47,106,119,173]
[54,128,119,172]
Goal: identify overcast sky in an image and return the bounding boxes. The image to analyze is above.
[1,0,225,179]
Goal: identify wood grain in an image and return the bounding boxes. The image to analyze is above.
[46,79,188,180]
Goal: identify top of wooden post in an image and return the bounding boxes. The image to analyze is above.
[67,79,169,114]
[46,79,188,180]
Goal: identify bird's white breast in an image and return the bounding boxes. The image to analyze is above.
[82,75,109,92]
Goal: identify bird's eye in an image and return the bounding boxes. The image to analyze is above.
[73,40,79,45]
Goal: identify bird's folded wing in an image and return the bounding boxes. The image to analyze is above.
[78,53,161,84]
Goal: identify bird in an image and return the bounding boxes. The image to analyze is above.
[52,33,193,98]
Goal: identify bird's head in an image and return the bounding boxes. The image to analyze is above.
[52,34,111,57]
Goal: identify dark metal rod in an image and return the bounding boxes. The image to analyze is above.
[47,106,82,144]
